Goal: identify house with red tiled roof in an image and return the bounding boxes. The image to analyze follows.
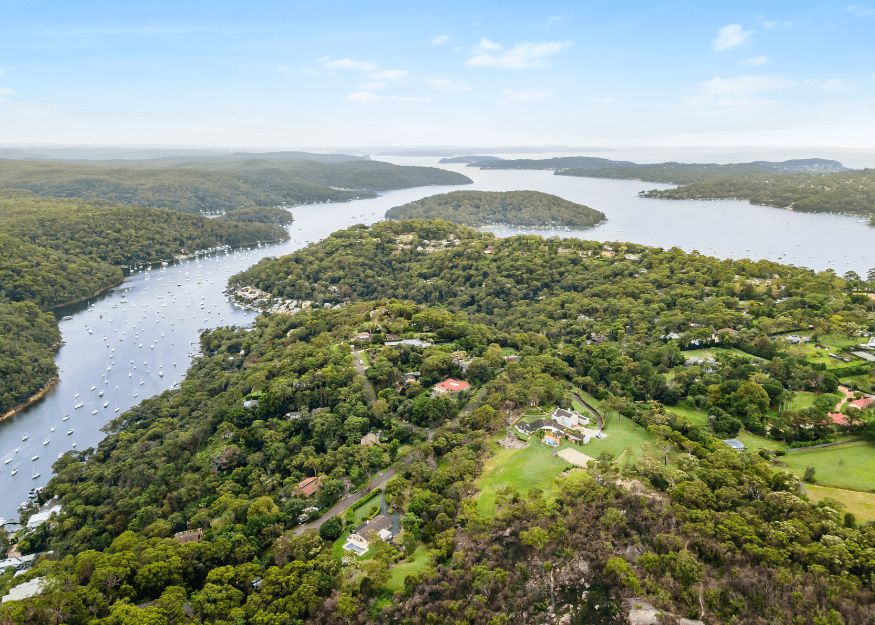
[849,397,874,410]
[829,413,849,426]
[432,378,470,395]
[296,476,326,498]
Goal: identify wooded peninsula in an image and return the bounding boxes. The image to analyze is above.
[384,190,606,228]
[0,159,473,215]
[6,217,875,624]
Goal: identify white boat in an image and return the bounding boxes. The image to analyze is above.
[67,429,73,435]
[21,434,28,441]
[51,427,55,432]
[90,386,96,391]
[63,415,69,421]
[4,458,9,465]
[140,379,144,385]
[91,410,98,415]
[98,390,104,397]
[75,402,83,409]
[11,468,17,476]
[72,443,76,448]
[32,472,41,480]
[103,401,108,408]
[31,455,38,461]
[159,371,163,377]
[43,440,49,446]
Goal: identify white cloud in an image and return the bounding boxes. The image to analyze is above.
[478,38,503,51]
[369,70,408,82]
[583,95,612,104]
[466,41,570,69]
[359,82,387,90]
[319,57,379,71]
[701,75,795,95]
[742,55,769,66]
[712,24,754,51]
[821,78,857,92]
[347,91,430,103]
[502,88,552,101]
[762,20,792,28]
[431,35,449,45]
[347,91,382,102]
[425,78,473,92]
[0,87,13,94]
[845,4,874,17]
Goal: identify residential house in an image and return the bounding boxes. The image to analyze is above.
[243,400,259,410]
[2,577,46,603]
[849,397,874,410]
[384,339,432,348]
[551,407,590,428]
[343,515,394,555]
[296,476,326,498]
[360,433,381,447]
[173,529,203,544]
[432,379,471,395]
[483,245,496,255]
[515,418,589,444]
[723,439,746,451]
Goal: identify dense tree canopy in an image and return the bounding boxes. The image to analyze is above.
[384,190,606,228]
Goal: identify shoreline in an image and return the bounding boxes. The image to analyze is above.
[50,277,126,312]
[0,374,60,424]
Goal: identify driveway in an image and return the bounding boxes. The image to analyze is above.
[351,348,377,405]
[293,468,396,535]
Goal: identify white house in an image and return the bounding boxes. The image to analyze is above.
[551,408,590,428]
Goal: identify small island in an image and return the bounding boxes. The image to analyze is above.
[384,190,606,229]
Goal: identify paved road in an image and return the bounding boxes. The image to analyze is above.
[293,468,396,535]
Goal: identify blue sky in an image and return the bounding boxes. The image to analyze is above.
[1,1,874,148]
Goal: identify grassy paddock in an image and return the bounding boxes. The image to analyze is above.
[780,440,875,491]
[805,484,875,523]
[475,433,572,517]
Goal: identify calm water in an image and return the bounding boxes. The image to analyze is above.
[1,156,873,521]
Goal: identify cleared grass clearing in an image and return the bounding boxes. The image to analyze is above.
[805,484,875,523]
[476,432,572,517]
[385,544,431,591]
[780,440,875,491]
[589,414,655,464]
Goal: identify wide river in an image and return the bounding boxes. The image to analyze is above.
[1,156,873,521]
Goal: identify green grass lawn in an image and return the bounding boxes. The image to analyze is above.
[779,440,875,490]
[591,414,656,464]
[805,484,875,523]
[681,347,756,360]
[385,544,431,591]
[786,334,862,368]
[475,432,572,517]
[840,373,874,394]
[666,399,710,427]
[735,430,781,452]
[359,350,371,367]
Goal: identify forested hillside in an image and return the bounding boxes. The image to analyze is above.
[0,160,374,214]
[642,169,875,219]
[178,159,474,192]
[217,205,294,226]
[384,190,606,228]
[6,265,874,623]
[230,219,874,348]
[0,190,289,266]
[0,302,62,414]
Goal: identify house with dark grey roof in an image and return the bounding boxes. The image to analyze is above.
[515,418,589,444]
